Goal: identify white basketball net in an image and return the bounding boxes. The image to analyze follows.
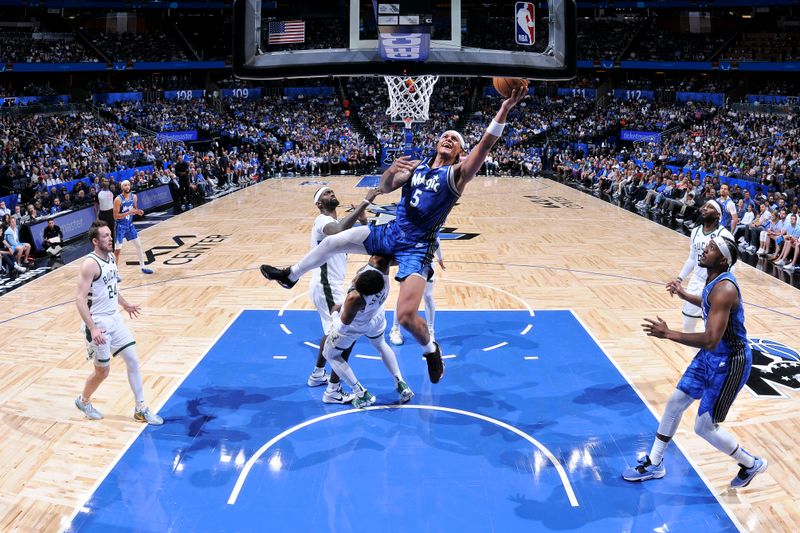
[384,75,439,127]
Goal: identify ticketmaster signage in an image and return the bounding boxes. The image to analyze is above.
[156,130,199,142]
[620,130,661,143]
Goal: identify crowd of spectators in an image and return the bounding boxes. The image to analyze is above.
[627,20,733,61]
[723,31,800,62]
[0,33,98,63]
[577,17,644,60]
[83,28,187,62]
[755,80,800,96]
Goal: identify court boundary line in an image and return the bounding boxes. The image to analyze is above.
[226,403,579,508]
[568,309,746,533]
[60,309,245,533]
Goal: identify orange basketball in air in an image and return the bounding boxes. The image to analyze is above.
[492,78,528,98]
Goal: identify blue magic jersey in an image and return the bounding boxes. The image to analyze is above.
[117,193,136,227]
[395,160,460,245]
[702,272,748,357]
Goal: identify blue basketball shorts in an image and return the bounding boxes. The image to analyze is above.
[364,222,433,281]
[677,347,752,424]
[115,222,139,244]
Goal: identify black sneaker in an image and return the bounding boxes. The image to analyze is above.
[260,264,297,289]
[423,342,445,384]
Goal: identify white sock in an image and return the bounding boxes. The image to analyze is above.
[392,309,400,330]
[289,265,300,282]
[132,238,146,269]
[731,445,756,468]
[353,381,366,397]
[649,438,669,465]
[312,366,325,375]
[422,340,436,353]
[326,381,340,393]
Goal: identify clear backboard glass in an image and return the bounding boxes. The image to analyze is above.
[234,0,576,80]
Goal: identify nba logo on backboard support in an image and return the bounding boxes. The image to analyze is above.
[515,2,535,46]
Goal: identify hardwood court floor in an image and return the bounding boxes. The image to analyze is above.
[0,176,798,532]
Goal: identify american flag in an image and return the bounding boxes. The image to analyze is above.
[268,20,305,44]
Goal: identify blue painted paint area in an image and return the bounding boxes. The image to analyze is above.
[67,310,737,532]
[355,175,381,188]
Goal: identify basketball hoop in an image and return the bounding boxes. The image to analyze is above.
[384,75,439,123]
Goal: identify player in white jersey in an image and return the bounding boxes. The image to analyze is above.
[113,180,154,276]
[305,186,381,404]
[74,220,163,425]
[389,238,443,345]
[671,200,734,332]
[322,255,413,409]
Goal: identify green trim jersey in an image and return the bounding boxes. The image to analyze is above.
[310,214,347,292]
[87,252,119,317]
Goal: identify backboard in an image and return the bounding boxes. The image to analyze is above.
[233,0,576,80]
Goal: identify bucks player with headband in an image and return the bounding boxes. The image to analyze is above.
[74,221,163,425]
[624,236,767,489]
[671,200,734,333]
[306,185,381,404]
[261,84,529,384]
[113,180,154,276]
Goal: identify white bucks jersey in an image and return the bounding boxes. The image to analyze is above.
[690,225,735,282]
[310,214,347,289]
[87,253,119,317]
[346,264,389,332]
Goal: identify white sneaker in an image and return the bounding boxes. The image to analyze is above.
[307,369,328,387]
[389,326,404,346]
[134,407,164,425]
[746,245,756,253]
[75,396,103,420]
[323,385,355,404]
[13,264,26,273]
[785,264,796,271]
[775,259,785,267]
[757,249,766,256]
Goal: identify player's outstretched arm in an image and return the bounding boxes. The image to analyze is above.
[454,84,528,188]
[644,281,737,350]
[118,292,141,318]
[379,156,420,193]
[323,188,382,236]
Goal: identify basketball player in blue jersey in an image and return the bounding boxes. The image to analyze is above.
[261,83,529,383]
[113,180,154,275]
[623,236,767,488]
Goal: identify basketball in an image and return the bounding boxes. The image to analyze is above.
[492,77,528,98]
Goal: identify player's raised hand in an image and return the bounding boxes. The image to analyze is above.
[365,187,382,203]
[665,280,688,300]
[390,155,420,174]
[501,82,529,111]
[642,316,669,338]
